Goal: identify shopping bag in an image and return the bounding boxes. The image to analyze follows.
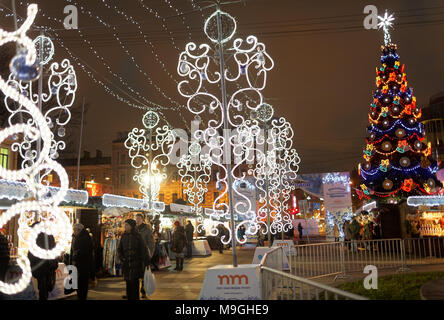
[143,267,156,296]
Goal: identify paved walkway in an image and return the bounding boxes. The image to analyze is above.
[71,245,256,300]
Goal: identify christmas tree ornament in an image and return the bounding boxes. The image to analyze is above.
[379,159,390,172]
[395,128,405,138]
[427,178,436,188]
[397,140,408,153]
[381,141,392,151]
[400,157,411,167]
[383,179,393,190]
[401,179,414,192]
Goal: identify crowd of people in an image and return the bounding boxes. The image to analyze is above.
[0,213,198,301]
[340,212,382,251]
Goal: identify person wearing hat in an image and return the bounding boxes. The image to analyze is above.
[72,223,94,300]
[171,221,187,271]
[118,219,149,300]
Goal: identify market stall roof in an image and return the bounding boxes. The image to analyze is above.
[407,196,444,207]
[0,179,89,205]
[102,193,165,211]
[353,201,377,215]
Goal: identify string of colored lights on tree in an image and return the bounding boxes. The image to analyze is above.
[0,4,71,295]
[358,10,440,200]
[176,141,212,234]
[124,110,175,213]
[177,9,274,245]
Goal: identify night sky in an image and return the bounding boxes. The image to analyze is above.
[1,0,444,174]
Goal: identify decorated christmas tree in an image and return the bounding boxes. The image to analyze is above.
[358,12,440,201]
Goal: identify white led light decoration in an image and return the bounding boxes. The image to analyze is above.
[0,178,88,204]
[0,4,72,295]
[102,193,165,212]
[5,35,77,169]
[177,142,212,234]
[177,8,274,253]
[124,110,174,213]
[251,116,300,236]
[378,11,395,46]
[407,195,444,207]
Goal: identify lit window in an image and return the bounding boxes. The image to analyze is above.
[0,148,9,169]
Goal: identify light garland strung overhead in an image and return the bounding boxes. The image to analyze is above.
[0,4,71,295]
[124,110,175,213]
[177,7,274,256]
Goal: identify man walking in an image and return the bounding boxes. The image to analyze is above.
[136,213,154,299]
[297,223,304,240]
[185,220,194,259]
[348,217,361,252]
[72,224,93,300]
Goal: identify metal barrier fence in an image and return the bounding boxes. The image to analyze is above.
[287,238,444,279]
[260,247,368,300]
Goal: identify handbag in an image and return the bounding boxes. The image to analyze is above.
[63,254,76,295]
[143,267,156,296]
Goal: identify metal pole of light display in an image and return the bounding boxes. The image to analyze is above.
[264,122,271,247]
[149,126,153,214]
[216,4,238,267]
[34,30,44,222]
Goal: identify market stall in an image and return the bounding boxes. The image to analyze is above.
[407,196,444,237]
[101,194,171,271]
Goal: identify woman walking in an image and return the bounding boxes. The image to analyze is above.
[118,219,149,300]
[171,221,187,272]
[28,233,59,300]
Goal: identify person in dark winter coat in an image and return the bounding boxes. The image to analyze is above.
[72,224,93,300]
[297,223,304,239]
[0,234,9,283]
[118,219,149,300]
[216,224,225,253]
[185,221,194,259]
[136,214,155,259]
[348,217,361,252]
[28,233,58,300]
[135,213,154,298]
[171,222,187,271]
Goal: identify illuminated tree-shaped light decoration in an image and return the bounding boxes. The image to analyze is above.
[251,113,301,238]
[358,11,440,201]
[177,8,274,265]
[125,110,175,213]
[177,141,212,233]
[0,4,71,295]
[5,35,77,173]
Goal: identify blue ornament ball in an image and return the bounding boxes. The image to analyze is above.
[9,53,40,82]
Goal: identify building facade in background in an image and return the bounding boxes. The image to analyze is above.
[58,132,229,208]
